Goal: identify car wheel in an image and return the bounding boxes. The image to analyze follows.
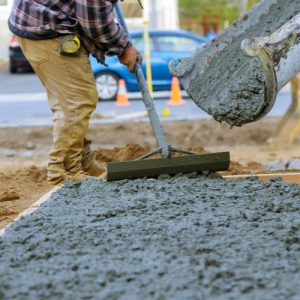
[95,72,120,101]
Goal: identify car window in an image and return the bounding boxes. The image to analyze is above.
[153,36,203,52]
[131,36,154,52]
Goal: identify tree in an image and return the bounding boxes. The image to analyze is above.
[179,0,260,34]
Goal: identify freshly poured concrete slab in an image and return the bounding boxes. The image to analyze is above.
[0,175,300,299]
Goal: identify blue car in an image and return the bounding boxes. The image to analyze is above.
[89,30,208,100]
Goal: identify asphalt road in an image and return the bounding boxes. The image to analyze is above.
[0,69,292,127]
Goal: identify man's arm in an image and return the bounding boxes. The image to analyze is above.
[76,0,142,72]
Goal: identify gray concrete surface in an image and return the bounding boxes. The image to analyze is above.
[1,175,300,299]
[0,69,293,127]
[0,70,42,94]
[264,160,300,171]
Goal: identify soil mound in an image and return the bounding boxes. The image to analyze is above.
[228,161,264,175]
[0,166,50,228]
[94,142,152,162]
[0,190,20,202]
[94,142,207,162]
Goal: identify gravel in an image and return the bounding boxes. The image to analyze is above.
[1,175,300,300]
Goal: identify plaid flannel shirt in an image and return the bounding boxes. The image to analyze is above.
[9,0,129,64]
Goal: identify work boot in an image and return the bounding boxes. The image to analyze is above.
[83,159,106,177]
[82,138,105,176]
[98,170,107,181]
[70,170,89,182]
[47,163,68,185]
[67,161,101,183]
[65,161,89,182]
[69,168,105,183]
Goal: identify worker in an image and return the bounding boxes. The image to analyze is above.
[8,0,142,185]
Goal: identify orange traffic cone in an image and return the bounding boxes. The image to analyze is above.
[167,77,186,106]
[116,79,130,107]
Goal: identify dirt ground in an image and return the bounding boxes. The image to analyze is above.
[1,117,300,230]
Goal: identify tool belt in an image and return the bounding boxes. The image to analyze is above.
[59,34,81,55]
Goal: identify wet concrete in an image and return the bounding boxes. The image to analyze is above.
[1,175,300,299]
[170,0,300,127]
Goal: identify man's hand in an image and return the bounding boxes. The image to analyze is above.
[119,44,143,73]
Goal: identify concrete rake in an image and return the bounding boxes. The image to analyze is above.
[106,4,230,181]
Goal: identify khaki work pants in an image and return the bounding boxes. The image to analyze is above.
[17,37,98,182]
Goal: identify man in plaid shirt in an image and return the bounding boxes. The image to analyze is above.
[9,0,142,184]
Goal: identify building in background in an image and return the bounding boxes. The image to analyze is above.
[150,0,179,30]
[0,0,12,58]
[123,0,179,30]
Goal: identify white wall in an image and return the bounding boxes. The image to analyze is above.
[0,0,13,58]
[148,0,179,30]
[125,0,179,30]
[0,0,12,21]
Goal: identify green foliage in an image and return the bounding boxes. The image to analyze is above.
[179,0,261,32]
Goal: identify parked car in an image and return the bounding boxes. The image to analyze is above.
[8,30,208,99]
[9,36,33,73]
[90,30,208,100]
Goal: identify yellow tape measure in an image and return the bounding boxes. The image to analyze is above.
[59,35,81,55]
